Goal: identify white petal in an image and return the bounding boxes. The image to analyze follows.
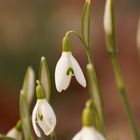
[72,127,105,140]
[81,127,105,140]
[55,52,72,92]
[37,119,51,136]
[70,54,86,87]
[32,101,41,137]
[104,0,112,34]
[6,127,22,140]
[39,99,56,135]
[72,130,82,140]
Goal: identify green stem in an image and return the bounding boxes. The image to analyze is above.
[86,47,105,135]
[81,0,91,46]
[86,63,105,134]
[110,53,140,140]
[50,131,57,140]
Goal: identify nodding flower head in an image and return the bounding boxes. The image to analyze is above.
[32,84,56,137]
[55,51,86,92]
[72,127,105,140]
[6,121,22,140]
[72,100,105,140]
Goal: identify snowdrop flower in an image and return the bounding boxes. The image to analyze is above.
[137,16,140,49]
[55,36,86,92]
[6,121,22,140]
[32,83,56,137]
[72,126,105,140]
[104,0,113,35]
[72,99,105,140]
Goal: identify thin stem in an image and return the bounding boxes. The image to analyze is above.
[82,0,87,40]
[87,0,91,47]
[65,31,93,64]
[50,131,57,140]
[65,31,88,49]
[86,48,105,135]
[86,63,105,134]
[110,53,140,140]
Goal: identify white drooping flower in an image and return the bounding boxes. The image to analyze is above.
[72,127,105,140]
[55,51,86,92]
[32,98,56,137]
[6,127,22,140]
[137,16,140,49]
[104,0,112,35]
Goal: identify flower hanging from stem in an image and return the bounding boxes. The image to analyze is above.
[32,82,56,137]
[55,36,86,92]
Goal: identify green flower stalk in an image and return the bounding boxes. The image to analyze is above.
[86,63,104,133]
[104,0,140,139]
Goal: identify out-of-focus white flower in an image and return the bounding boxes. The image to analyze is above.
[55,51,86,92]
[72,127,105,140]
[104,0,112,35]
[32,98,56,137]
[137,16,140,49]
[6,127,22,140]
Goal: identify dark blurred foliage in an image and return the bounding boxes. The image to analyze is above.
[0,0,140,140]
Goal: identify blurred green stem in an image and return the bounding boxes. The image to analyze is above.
[109,53,140,140]
[50,131,57,140]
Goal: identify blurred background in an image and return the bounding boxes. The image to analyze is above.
[0,0,140,139]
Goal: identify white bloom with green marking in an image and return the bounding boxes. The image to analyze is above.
[32,99,56,137]
[55,51,86,92]
[72,127,105,140]
[6,127,22,140]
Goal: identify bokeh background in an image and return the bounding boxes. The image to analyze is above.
[0,0,140,139]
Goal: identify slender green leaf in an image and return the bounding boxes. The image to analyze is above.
[20,91,33,140]
[22,66,35,104]
[0,133,15,140]
[39,57,51,102]
[82,0,91,46]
